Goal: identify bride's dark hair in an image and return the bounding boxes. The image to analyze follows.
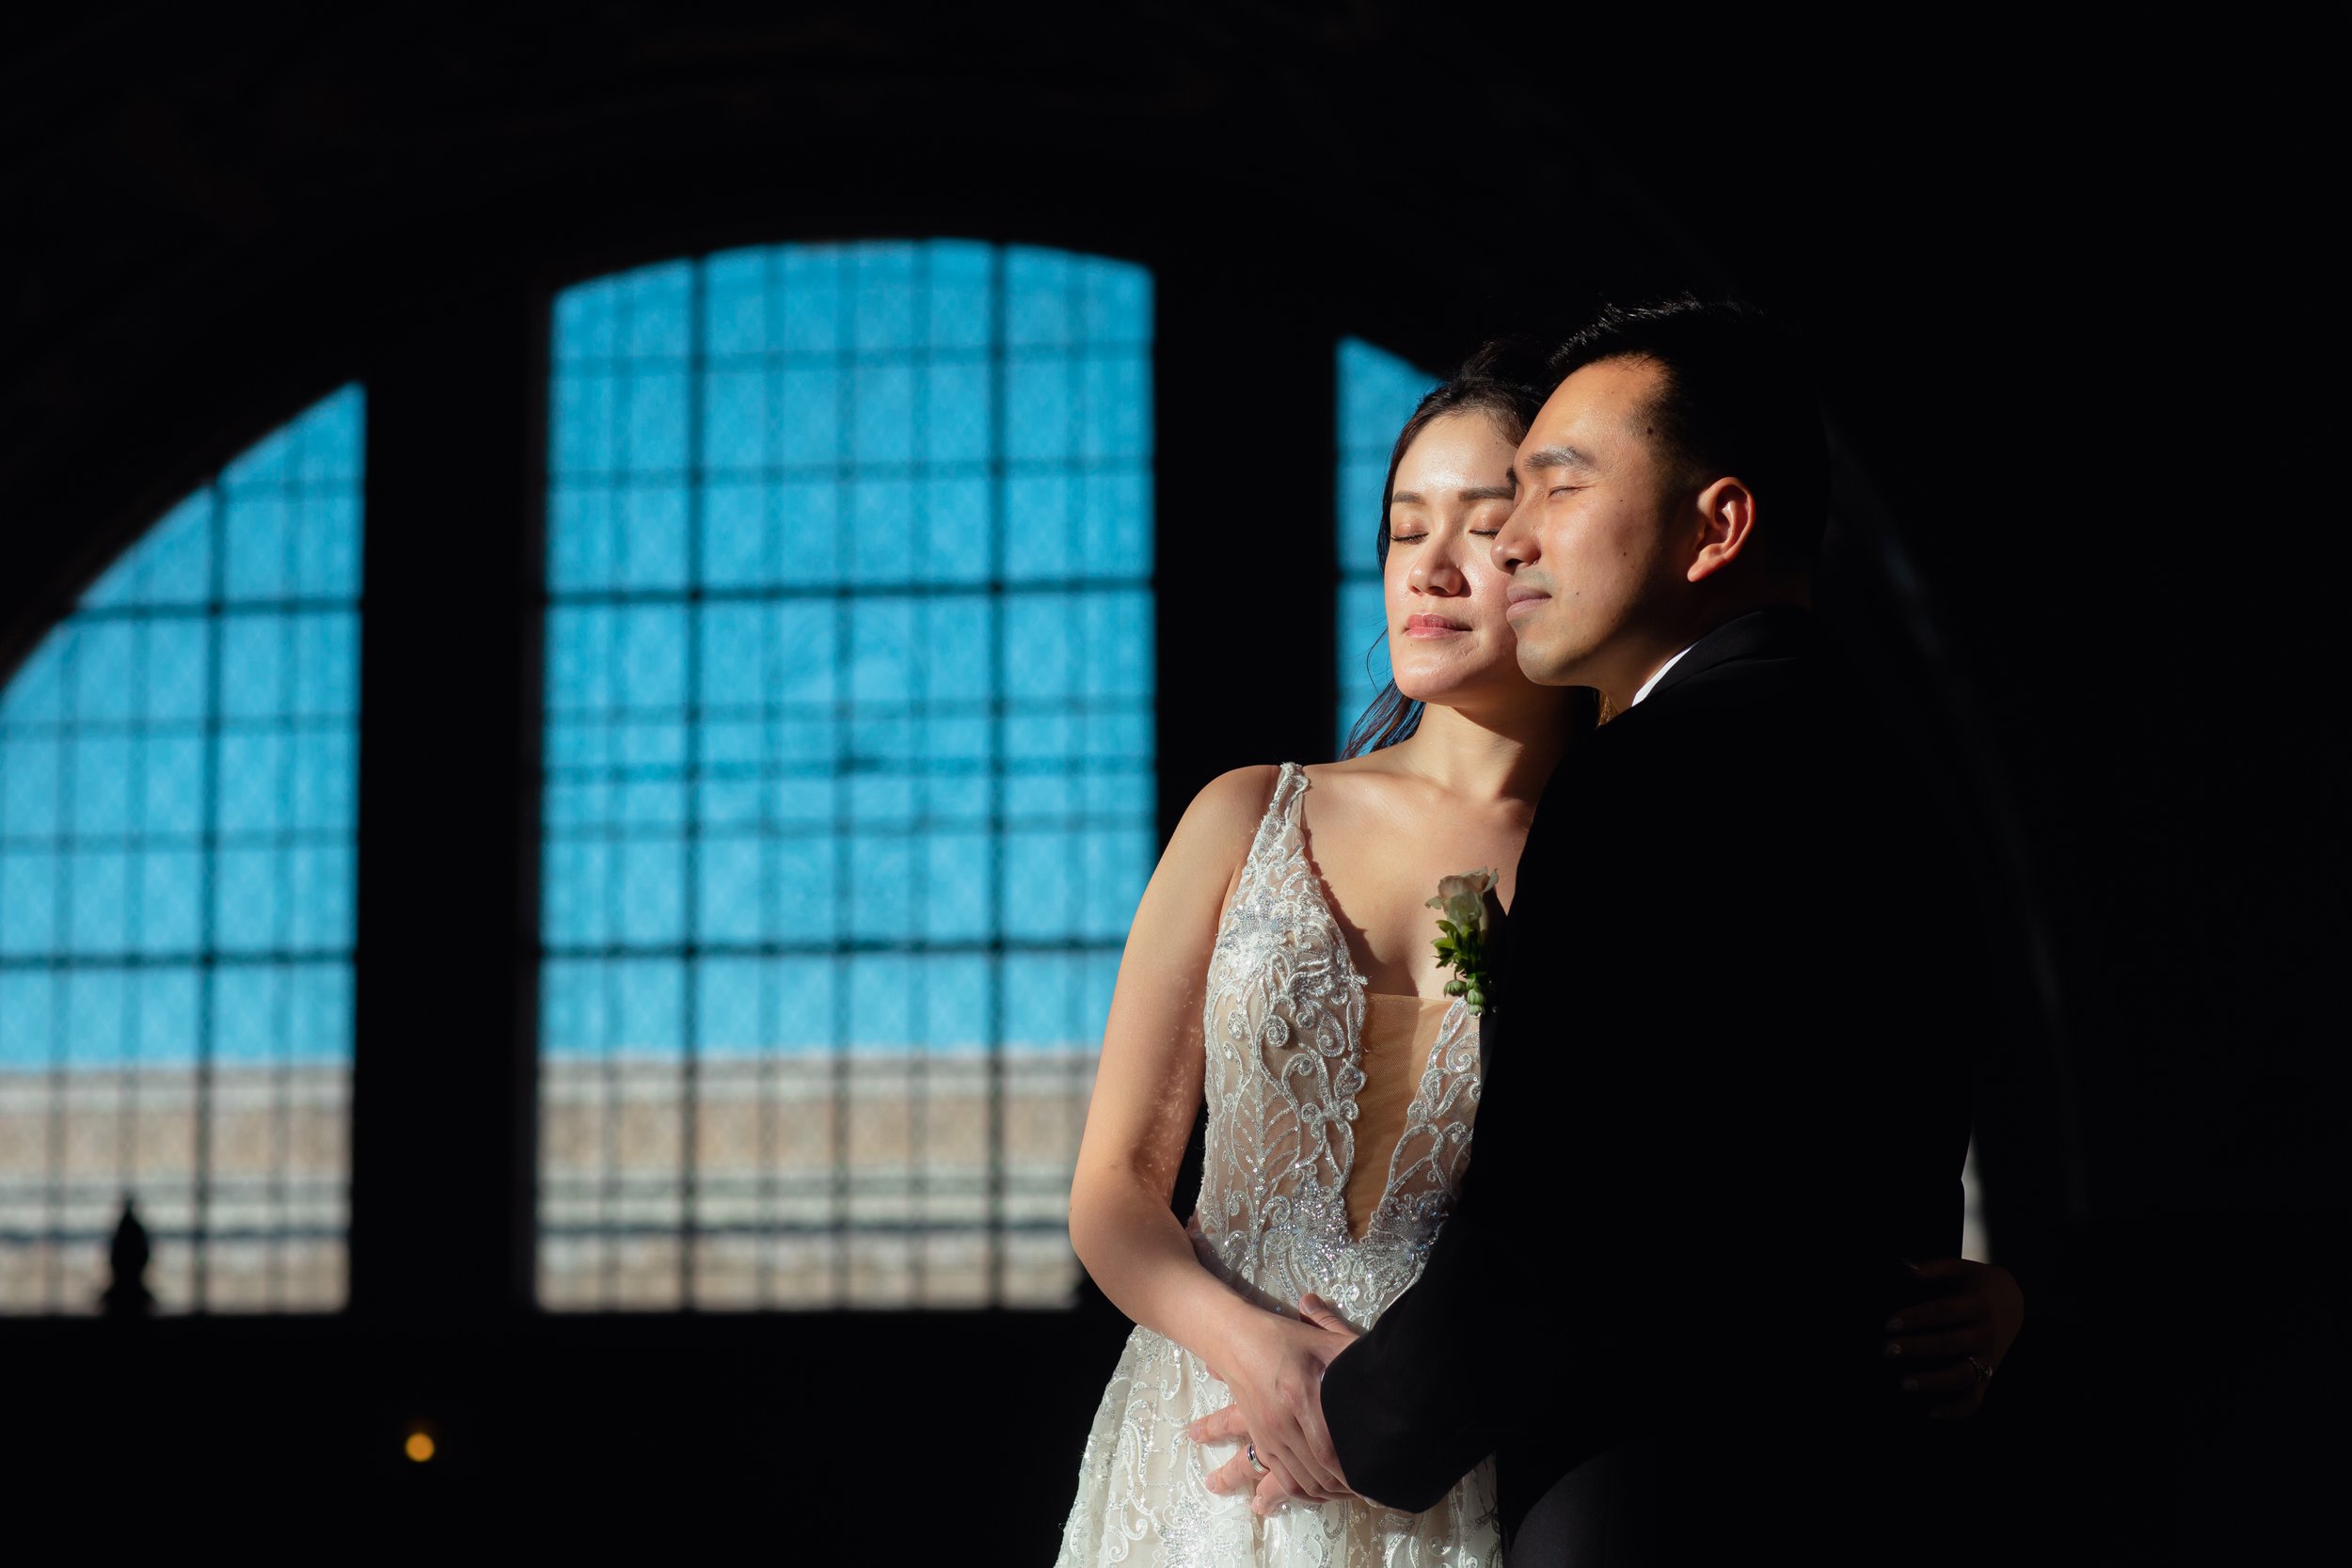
[1341,337,1563,757]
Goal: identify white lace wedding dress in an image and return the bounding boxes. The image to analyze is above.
[1055,764,1502,1566]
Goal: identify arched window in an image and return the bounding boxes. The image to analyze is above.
[1333,339,1437,752]
[0,387,364,1313]
[538,241,1155,1309]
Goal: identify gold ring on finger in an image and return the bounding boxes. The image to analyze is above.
[1966,1355,1993,1384]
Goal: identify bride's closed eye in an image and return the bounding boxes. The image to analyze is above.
[1388,532,1426,544]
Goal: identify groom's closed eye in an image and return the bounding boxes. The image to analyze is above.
[1518,442,1598,488]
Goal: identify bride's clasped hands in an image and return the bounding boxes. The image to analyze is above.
[1191,1294,1365,1513]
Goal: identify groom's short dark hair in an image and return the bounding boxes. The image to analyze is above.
[1551,297,1829,573]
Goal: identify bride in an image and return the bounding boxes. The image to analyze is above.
[1052,342,2021,1565]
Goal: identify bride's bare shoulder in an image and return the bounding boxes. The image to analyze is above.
[1161,765,1284,865]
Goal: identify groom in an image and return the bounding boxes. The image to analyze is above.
[1196,299,1982,1560]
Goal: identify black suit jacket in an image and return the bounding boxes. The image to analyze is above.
[1320,609,1981,1563]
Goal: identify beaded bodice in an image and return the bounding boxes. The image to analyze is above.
[1185,763,1483,1330]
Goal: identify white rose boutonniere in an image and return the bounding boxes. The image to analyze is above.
[1426,867,1500,1016]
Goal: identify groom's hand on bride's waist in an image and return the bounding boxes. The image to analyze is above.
[1189,1293,1363,1515]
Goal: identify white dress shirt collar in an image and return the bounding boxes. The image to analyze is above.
[1630,643,1696,707]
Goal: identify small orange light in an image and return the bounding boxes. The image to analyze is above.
[405,1432,436,1463]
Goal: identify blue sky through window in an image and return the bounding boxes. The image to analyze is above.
[0,386,363,1313]
[538,241,1155,1308]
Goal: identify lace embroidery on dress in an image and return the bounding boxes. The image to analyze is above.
[1056,764,1499,1566]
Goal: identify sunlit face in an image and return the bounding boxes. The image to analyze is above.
[1492,356,1689,691]
[1382,411,1535,707]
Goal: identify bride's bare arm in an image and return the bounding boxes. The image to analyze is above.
[1068,765,1350,1501]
